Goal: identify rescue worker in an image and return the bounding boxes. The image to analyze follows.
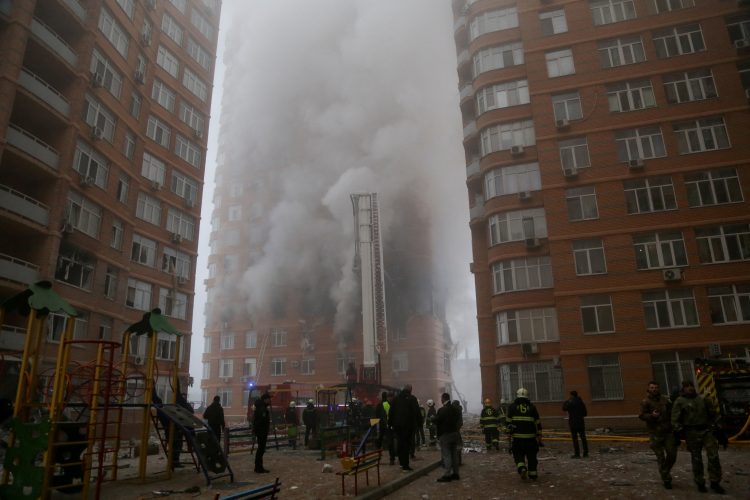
[285,401,299,450]
[426,399,437,446]
[415,399,427,449]
[562,390,588,458]
[302,399,317,447]
[375,391,396,465]
[480,398,500,451]
[507,388,542,481]
[252,392,271,473]
[638,380,677,490]
[671,380,725,494]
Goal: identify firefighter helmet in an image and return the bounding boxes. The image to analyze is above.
[426,399,434,407]
[289,401,296,407]
[484,398,492,406]
[516,388,529,398]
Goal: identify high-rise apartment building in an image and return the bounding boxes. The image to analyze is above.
[454,0,750,424]
[0,0,220,403]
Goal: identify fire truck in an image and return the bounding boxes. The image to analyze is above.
[695,357,750,439]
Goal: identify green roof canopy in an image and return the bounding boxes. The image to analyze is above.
[125,308,181,337]
[1,281,78,317]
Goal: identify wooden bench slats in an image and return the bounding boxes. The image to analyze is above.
[337,450,382,496]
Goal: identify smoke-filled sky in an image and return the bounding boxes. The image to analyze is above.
[190,0,479,405]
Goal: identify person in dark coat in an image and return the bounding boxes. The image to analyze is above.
[433,392,460,482]
[375,391,396,464]
[389,384,420,471]
[562,390,588,458]
[285,401,299,450]
[302,399,317,447]
[252,392,272,473]
[203,396,226,442]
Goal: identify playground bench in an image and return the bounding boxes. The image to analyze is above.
[336,449,382,496]
[212,477,281,500]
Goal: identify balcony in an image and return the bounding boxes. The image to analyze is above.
[31,17,78,67]
[18,68,70,116]
[470,195,485,220]
[6,124,60,169]
[453,15,466,33]
[61,0,86,21]
[0,325,26,352]
[0,253,40,285]
[466,157,480,178]
[457,49,470,67]
[0,184,50,226]
[459,82,474,101]
[463,120,477,139]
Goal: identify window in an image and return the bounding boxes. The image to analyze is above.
[573,239,607,275]
[98,8,128,58]
[126,278,152,311]
[220,333,235,350]
[169,0,187,13]
[82,94,116,142]
[151,80,176,112]
[202,361,210,379]
[117,175,129,204]
[123,130,136,159]
[566,186,599,221]
[480,120,535,156]
[186,38,211,71]
[634,231,687,269]
[685,168,743,208]
[559,137,591,170]
[476,80,529,114]
[651,351,698,394]
[271,358,286,376]
[171,170,199,204]
[581,295,615,333]
[141,152,166,186]
[90,48,123,98]
[219,388,231,407]
[540,9,567,36]
[161,13,183,45]
[624,176,677,214]
[588,354,624,400]
[179,101,205,133]
[111,220,123,250]
[219,359,233,378]
[488,208,548,245]
[725,15,750,45]
[591,0,636,26]
[607,79,655,112]
[708,284,750,325]
[175,134,202,168]
[598,36,646,68]
[191,9,214,39]
[115,0,135,19]
[545,48,575,77]
[98,316,112,340]
[104,266,117,300]
[485,164,542,201]
[300,358,315,375]
[47,312,87,342]
[72,141,108,188]
[615,126,666,162]
[498,362,564,402]
[245,330,257,348]
[551,92,582,122]
[55,248,94,290]
[496,307,559,345]
[392,352,409,372]
[663,69,717,104]
[653,0,694,14]
[492,256,553,294]
[130,92,141,119]
[243,358,257,377]
[161,246,191,278]
[131,233,157,267]
[653,24,705,58]
[166,208,195,241]
[156,45,179,78]
[643,288,699,329]
[337,354,356,374]
[673,117,730,154]
[696,224,750,263]
[155,332,176,360]
[470,6,519,41]
[136,192,161,225]
[473,42,524,77]
[271,327,287,347]
[146,115,171,148]
[204,336,211,354]
[183,68,208,101]
[66,192,101,237]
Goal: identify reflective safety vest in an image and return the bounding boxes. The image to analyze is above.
[480,406,499,429]
[507,399,542,439]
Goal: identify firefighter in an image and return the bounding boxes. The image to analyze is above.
[506,388,542,480]
[638,380,678,490]
[480,398,500,451]
[426,399,437,446]
[285,401,299,450]
[672,380,725,494]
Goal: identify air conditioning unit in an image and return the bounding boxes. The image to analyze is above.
[171,232,183,243]
[521,342,539,355]
[734,38,750,49]
[140,32,151,46]
[563,167,578,178]
[525,238,540,249]
[91,72,104,87]
[150,180,161,190]
[510,145,524,156]
[662,268,682,282]
[291,360,300,368]
[555,119,570,130]
[469,262,475,273]
[628,158,645,169]
[193,129,203,139]
[184,197,195,208]
[552,356,561,368]
[134,70,145,84]
[134,356,144,366]
[79,176,94,186]
[221,377,231,383]
[708,343,722,357]
[518,191,531,201]
[91,127,103,140]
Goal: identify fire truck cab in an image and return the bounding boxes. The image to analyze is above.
[695,357,750,438]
